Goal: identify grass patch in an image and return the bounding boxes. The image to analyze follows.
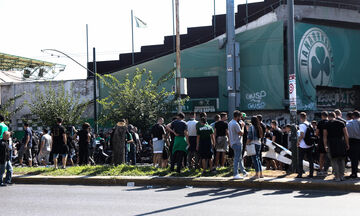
[13,165,257,177]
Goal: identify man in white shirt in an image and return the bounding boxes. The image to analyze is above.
[296,112,314,178]
[38,129,52,166]
[187,112,198,168]
[228,110,247,179]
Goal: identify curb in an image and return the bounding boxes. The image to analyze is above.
[12,175,360,192]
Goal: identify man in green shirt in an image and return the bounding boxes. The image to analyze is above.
[0,115,8,139]
[197,117,215,172]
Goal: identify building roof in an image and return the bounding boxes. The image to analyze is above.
[0,52,65,82]
[0,52,55,70]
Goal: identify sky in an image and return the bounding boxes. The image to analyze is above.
[0,0,263,80]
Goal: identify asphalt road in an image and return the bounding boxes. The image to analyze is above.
[1,184,359,216]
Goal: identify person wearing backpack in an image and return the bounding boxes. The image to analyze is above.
[296,112,314,178]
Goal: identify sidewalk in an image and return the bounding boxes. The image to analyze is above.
[12,173,360,192]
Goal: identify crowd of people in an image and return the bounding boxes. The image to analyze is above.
[148,109,360,181]
[1,108,360,186]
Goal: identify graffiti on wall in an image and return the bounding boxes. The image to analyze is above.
[245,90,267,110]
[316,86,360,110]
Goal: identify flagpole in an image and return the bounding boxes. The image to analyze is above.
[86,24,89,74]
[131,9,134,65]
[214,0,216,38]
[246,0,248,24]
[175,0,181,112]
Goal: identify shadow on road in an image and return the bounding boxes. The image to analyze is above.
[293,190,349,198]
[135,188,259,216]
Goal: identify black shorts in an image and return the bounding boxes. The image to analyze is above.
[198,140,213,159]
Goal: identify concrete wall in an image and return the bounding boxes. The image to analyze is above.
[276,4,360,24]
[0,79,94,130]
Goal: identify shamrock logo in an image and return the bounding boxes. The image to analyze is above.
[311,46,330,85]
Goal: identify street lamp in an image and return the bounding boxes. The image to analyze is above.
[41,48,99,134]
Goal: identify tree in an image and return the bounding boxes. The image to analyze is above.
[0,94,25,125]
[28,82,90,127]
[98,68,187,132]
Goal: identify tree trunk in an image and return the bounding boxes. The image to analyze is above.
[112,124,126,165]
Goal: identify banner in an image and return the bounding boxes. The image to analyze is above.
[295,22,360,110]
[262,139,319,170]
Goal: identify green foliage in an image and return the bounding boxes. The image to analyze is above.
[0,93,25,124]
[13,165,237,177]
[28,82,90,127]
[98,68,188,132]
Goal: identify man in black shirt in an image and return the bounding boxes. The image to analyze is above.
[271,120,283,170]
[167,112,190,173]
[323,112,350,181]
[335,109,347,124]
[51,118,68,169]
[151,117,166,167]
[214,112,229,167]
[0,131,12,186]
[73,123,91,165]
[316,111,329,175]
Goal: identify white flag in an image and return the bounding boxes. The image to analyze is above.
[134,16,147,28]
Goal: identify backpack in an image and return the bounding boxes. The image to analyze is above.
[303,123,317,146]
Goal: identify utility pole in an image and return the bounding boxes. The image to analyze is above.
[172,0,176,52]
[226,0,236,116]
[287,0,298,173]
[175,0,182,112]
[93,47,98,134]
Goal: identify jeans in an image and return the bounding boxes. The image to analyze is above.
[0,160,13,184]
[328,153,345,179]
[171,150,186,173]
[251,144,262,172]
[127,144,136,165]
[232,144,246,176]
[349,139,360,176]
[298,147,314,176]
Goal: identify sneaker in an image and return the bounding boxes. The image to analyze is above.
[250,175,260,180]
[0,183,6,187]
[346,174,357,179]
[243,172,249,178]
[233,174,244,180]
[295,174,302,178]
[334,178,341,182]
